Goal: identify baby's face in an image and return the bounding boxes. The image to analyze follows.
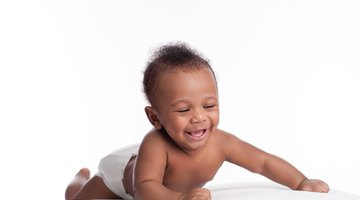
[154,67,219,152]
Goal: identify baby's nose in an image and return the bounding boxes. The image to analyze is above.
[190,109,206,123]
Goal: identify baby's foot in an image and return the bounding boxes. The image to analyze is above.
[76,168,90,180]
[65,168,91,200]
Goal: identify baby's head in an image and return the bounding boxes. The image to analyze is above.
[142,42,219,150]
[143,42,217,108]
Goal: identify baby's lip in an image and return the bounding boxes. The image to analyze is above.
[186,129,207,139]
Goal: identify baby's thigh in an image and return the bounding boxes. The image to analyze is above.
[73,176,121,199]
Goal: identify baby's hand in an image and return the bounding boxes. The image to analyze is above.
[180,188,211,200]
[297,178,330,193]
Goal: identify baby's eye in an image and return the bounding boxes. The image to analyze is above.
[204,105,215,109]
[177,108,190,113]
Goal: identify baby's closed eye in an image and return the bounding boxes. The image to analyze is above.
[177,108,190,113]
[204,104,216,110]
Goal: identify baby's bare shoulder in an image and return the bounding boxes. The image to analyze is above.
[141,129,170,146]
[213,129,243,143]
[136,130,169,169]
[212,129,249,152]
[138,129,172,156]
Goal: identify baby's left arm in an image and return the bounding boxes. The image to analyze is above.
[256,154,330,193]
[220,131,329,193]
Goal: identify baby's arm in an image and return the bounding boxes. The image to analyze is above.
[255,152,329,192]
[221,131,329,193]
[134,133,210,200]
[134,136,181,200]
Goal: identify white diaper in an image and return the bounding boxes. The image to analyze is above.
[96,144,139,200]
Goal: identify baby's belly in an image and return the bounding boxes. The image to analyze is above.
[165,182,208,193]
[163,173,214,192]
[123,156,136,196]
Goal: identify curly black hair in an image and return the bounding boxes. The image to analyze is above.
[143,42,216,107]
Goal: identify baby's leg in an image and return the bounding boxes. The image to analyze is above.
[65,168,90,200]
[65,168,120,200]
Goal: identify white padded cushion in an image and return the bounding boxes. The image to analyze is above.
[209,182,360,200]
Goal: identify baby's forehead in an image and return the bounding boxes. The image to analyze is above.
[155,67,217,94]
[160,66,214,79]
[156,67,213,85]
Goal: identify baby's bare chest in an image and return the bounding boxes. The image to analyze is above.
[163,151,224,191]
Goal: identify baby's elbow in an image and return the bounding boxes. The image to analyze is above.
[249,159,267,175]
[245,162,265,175]
[134,180,156,200]
[251,166,265,175]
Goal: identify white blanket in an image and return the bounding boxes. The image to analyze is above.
[209,182,360,200]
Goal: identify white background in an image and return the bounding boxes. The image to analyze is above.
[1,0,359,199]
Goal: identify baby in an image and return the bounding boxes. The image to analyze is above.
[65,42,329,200]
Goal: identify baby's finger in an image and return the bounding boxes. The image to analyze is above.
[317,182,330,193]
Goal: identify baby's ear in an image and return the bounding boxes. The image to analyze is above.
[144,106,162,130]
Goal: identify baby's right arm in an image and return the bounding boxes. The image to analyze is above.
[134,135,172,199]
[134,133,201,200]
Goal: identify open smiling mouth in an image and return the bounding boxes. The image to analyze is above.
[186,129,207,140]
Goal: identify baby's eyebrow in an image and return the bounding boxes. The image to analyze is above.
[205,96,218,101]
[171,99,190,107]
[171,96,218,107]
